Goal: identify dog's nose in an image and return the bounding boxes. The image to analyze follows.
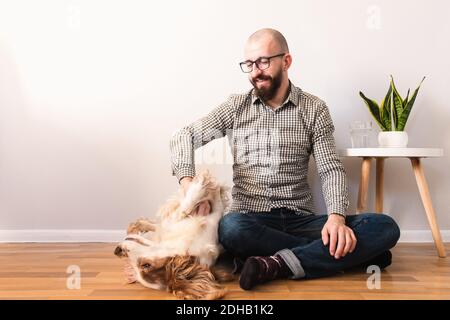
[114,246,125,257]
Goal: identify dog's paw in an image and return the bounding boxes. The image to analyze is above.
[127,218,156,235]
[123,260,137,284]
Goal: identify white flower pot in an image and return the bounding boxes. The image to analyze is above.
[378,131,408,147]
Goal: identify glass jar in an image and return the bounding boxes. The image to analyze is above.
[349,121,373,148]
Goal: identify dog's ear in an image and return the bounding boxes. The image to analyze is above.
[165,256,226,300]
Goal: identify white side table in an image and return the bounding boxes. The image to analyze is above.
[338,148,446,258]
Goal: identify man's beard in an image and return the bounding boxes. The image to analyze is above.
[250,70,283,102]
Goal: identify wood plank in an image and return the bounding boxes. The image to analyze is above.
[1,243,449,300]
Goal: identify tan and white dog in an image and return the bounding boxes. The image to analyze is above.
[114,170,233,300]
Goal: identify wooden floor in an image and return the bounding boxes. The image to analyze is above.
[1,243,450,300]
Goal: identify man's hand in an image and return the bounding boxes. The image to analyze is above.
[321,214,357,259]
[180,176,193,194]
[179,176,211,216]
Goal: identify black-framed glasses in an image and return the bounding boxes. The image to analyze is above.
[239,53,286,73]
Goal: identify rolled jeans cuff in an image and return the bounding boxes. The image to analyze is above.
[276,248,305,279]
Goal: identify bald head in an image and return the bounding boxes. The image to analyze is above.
[243,28,292,105]
[246,28,289,54]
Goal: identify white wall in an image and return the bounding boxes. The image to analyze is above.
[1,0,449,241]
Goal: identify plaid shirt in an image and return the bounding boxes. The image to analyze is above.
[170,82,349,216]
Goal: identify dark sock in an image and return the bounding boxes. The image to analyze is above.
[356,250,392,270]
[239,254,292,290]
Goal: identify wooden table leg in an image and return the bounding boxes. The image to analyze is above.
[376,158,385,213]
[410,157,447,258]
[357,157,372,214]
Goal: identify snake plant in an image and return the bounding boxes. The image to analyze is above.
[359,76,426,131]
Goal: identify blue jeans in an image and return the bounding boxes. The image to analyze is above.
[218,208,400,279]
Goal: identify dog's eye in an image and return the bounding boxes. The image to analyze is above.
[142,263,151,269]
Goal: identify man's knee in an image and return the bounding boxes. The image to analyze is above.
[218,212,252,250]
[360,213,401,247]
[381,214,401,246]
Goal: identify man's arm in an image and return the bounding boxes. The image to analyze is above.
[170,97,236,216]
[311,103,349,217]
[170,96,237,183]
[312,103,355,259]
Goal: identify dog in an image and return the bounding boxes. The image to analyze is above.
[114,170,234,300]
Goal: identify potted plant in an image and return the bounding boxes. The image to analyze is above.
[359,75,426,147]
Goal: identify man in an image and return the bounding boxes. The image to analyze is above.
[170,28,400,290]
